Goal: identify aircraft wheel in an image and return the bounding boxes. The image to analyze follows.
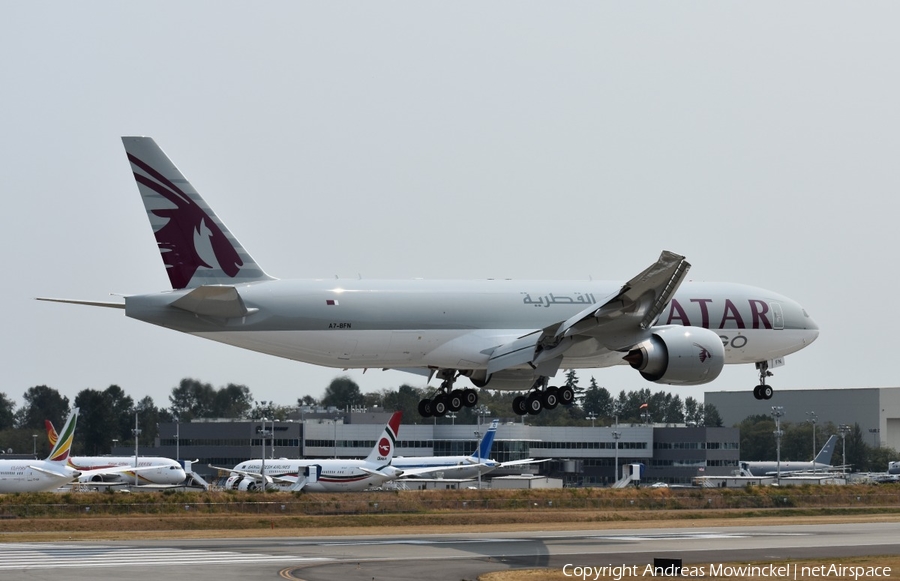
[448,390,463,412]
[512,395,528,416]
[761,385,773,400]
[752,385,762,400]
[526,392,543,415]
[432,394,449,417]
[462,388,478,407]
[558,385,576,406]
[542,387,559,410]
[418,398,433,417]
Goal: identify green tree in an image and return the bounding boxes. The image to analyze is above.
[382,385,426,419]
[684,397,701,425]
[298,394,318,407]
[701,403,723,427]
[169,378,216,420]
[582,377,612,419]
[0,393,15,431]
[16,385,70,430]
[321,376,365,410]
[136,396,169,443]
[213,383,254,418]
[738,414,777,461]
[563,370,584,405]
[74,388,131,455]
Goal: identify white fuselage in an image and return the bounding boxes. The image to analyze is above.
[0,461,74,493]
[230,459,396,492]
[68,456,186,485]
[125,279,818,385]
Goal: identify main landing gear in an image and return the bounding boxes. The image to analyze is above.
[511,377,576,416]
[753,361,774,400]
[418,371,479,418]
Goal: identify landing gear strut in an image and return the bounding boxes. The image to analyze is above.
[418,370,479,418]
[753,361,774,400]
[512,377,575,416]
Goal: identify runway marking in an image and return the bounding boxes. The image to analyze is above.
[589,532,810,541]
[0,543,330,570]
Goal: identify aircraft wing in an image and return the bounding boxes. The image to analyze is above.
[393,463,490,478]
[27,465,78,480]
[498,458,550,468]
[77,464,169,481]
[487,251,690,375]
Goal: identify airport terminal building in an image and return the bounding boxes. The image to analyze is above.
[127,411,740,486]
[705,387,900,451]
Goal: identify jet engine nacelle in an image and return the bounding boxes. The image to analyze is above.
[624,326,724,386]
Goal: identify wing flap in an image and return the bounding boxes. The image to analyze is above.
[486,251,690,376]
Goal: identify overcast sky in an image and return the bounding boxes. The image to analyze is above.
[3,3,897,412]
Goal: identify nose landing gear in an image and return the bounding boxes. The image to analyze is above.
[753,361,774,400]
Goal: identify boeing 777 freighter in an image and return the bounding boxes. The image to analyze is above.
[39,137,819,418]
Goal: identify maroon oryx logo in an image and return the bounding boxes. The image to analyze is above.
[695,344,712,363]
[128,153,243,289]
[378,437,391,456]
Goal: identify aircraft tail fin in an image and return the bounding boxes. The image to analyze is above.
[45,419,59,447]
[46,409,78,464]
[814,434,839,465]
[471,419,499,460]
[364,411,403,465]
[121,137,274,290]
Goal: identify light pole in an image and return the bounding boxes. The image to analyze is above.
[112,438,118,455]
[806,411,818,472]
[839,424,851,476]
[587,413,597,427]
[446,412,457,425]
[259,417,270,492]
[772,406,784,485]
[174,418,180,462]
[32,434,37,457]
[474,429,482,489]
[611,403,621,484]
[612,430,621,484]
[132,412,142,487]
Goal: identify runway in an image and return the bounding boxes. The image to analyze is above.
[2,521,899,581]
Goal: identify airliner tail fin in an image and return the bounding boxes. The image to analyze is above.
[121,137,273,290]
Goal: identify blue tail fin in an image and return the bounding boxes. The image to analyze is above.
[471,420,499,460]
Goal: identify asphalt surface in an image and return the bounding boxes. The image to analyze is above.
[2,521,899,581]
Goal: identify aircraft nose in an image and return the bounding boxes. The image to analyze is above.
[796,302,819,343]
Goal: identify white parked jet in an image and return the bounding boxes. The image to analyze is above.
[45,420,186,486]
[740,434,839,477]
[0,409,163,493]
[39,137,819,417]
[392,420,545,479]
[0,409,81,493]
[214,411,405,492]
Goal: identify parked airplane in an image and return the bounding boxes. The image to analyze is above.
[0,409,162,493]
[392,420,545,479]
[0,409,81,493]
[45,420,186,486]
[214,411,404,492]
[39,137,819,417]
[739,434,839,477]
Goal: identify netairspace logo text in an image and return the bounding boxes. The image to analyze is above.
[563,563,892,580]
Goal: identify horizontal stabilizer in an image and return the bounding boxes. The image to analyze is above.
[171,285,255,318]
[36,297,125,309]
